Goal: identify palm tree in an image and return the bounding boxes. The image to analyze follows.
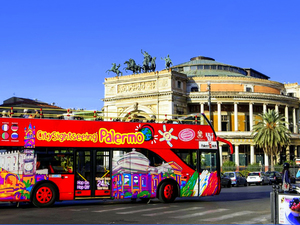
[252,109,291,171]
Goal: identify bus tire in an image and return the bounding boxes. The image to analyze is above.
[158,182,176,203]
[227,181,231,188]
[140,198,150,203]
[32,183,56,207]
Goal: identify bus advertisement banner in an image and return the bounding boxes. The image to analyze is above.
[1,118,216,150]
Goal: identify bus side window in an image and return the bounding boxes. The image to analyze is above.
[36,149,74,174]
[172,149,197,170]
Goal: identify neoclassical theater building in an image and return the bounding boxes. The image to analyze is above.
[103,56,300,170]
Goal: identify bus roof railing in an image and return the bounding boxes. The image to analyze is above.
[0,106,210,125]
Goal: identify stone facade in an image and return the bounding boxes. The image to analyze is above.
[103,56,300,170]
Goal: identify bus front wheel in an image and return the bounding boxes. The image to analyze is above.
[158,182,176,203]
[32,183,56,207]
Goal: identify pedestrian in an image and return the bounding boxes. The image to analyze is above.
[1,110,9,118]
[22,109,29,118]
[282,162,291,192]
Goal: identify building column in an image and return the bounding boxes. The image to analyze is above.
[250,145,255,165]
[275,104,279,113]
[234,102,238,131]
[264,153,269,172]
[263,103,267,114]
[249,102,253,131]
[218,102,222,131]
[235,145,239,170]
[285,105,289,129]
[200,103,204,114]
[293,108,297,133]
[219,145,223,171]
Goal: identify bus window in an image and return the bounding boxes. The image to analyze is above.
[76,151,91,181]
[200,152,217,172]
[172,149,197,169]
[95,150,110,190]
[36,149,74,174]
[112,148,165,167]
[137,149,164,166]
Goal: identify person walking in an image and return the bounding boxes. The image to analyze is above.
[282,162,291,192]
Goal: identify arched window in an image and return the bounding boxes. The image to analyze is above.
[191,87,199,92]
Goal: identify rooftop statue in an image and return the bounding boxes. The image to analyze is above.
[141,49,152,73]
[106,63,123,77]
[124,58,141,74]
[162,54,173,69]
[150,56,156,72]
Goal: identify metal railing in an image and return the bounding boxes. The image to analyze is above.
[0,106,209,125]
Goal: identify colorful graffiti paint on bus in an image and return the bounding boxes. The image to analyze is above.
[111,149,219,199]
[0,147,48,201]
[0,168,48,201]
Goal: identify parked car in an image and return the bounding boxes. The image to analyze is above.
[223,171,247,187]
[265,171,282,184]
[221,173,232,188]
[246,172,270,185]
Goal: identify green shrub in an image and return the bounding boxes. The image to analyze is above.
[285,160,296,167]
[222,160,236,172]
[240,170,250,177]
[247,163,261,172]
[274,163,282,172]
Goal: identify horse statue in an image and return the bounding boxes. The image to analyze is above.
[124,58,141,74]
[135,64,142,73]
[106,63,123,77]
[150,57,156,72]
[161,54,173,69]
[141,49,152,73]
[124,60,133,73]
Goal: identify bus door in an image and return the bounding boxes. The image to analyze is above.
[197,150,218,196]
[75,150,111,198]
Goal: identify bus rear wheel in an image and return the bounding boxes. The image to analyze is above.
[32,183,56,207]
[158,182,176,203]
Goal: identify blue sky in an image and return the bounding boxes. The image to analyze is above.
[1,1,299,110]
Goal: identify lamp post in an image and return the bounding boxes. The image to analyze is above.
[207,81,212,125]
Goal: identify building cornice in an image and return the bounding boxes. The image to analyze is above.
[188,91,300,106]
[103,91,185,102]
[189,76,284,89]
[104,70,187,84]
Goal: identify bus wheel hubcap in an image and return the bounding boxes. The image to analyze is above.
[164,184,173,199]
[36,187,52,203]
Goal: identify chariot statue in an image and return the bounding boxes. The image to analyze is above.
[124,58,141,74]
[141,49,152,73]
[150,57,156,72]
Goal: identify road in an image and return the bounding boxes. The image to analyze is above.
[0,185,272,224]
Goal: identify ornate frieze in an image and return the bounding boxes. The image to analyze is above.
[159,79,168,88]
[117,81,156,94]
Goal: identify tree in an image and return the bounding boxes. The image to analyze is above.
[252,109,291,171]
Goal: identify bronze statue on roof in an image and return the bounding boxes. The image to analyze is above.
[124,58,141,74]
[106,63,123,77]
[162,54,173,69]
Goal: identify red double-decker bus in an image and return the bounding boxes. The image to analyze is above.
[0,113,232,207]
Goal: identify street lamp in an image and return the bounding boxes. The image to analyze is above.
[207,81,212,125]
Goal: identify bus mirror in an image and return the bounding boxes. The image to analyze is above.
[216,137,233,154]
